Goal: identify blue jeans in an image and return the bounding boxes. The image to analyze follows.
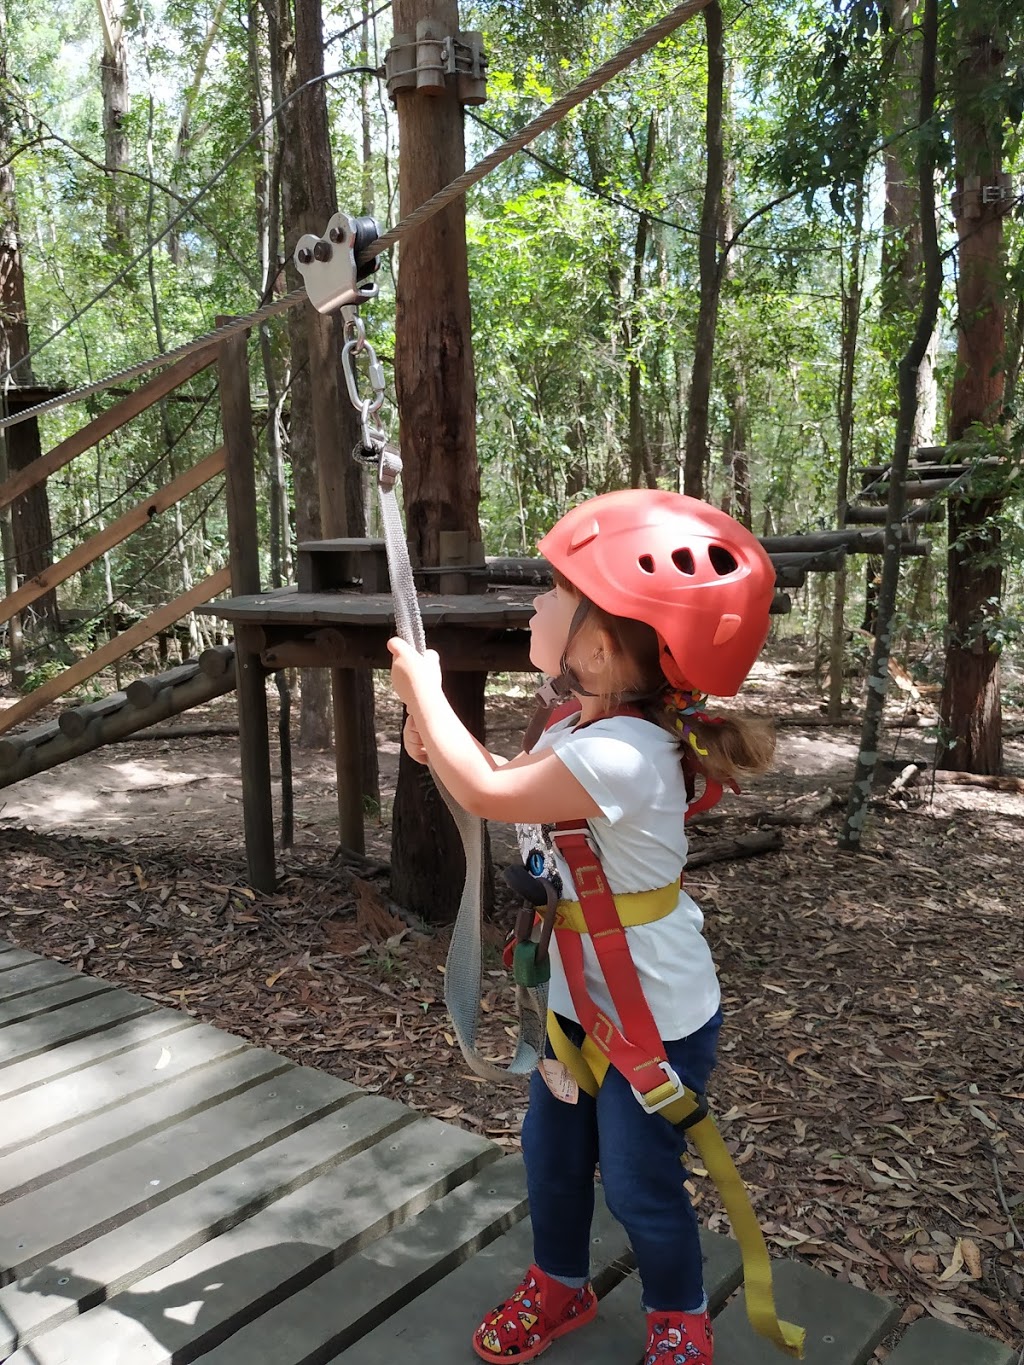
[522,1008,722,1312]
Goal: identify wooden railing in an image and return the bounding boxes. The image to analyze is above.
[0,339,251,738]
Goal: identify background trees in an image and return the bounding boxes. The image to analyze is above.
[0,0,1021,769]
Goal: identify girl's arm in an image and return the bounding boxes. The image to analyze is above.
[389,638,601,824]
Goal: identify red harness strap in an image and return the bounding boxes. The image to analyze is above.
[536,697,727,1105]
[550,823,679,1103]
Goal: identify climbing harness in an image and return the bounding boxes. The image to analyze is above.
[546,823,804,1355]
[499,698,805,1357]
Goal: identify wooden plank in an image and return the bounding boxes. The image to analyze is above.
[0,346,218,513]
[592,1226,744,1324]
[713,1258,900,1365]
[0,947,42,973]
[0,1019,223,1154]
[0,957,84,1004]
[0,566,232,736]
[331,1188,633,1365]
[13,1116,498,1364]
[260,623,534,674]
[197,586,537,627]
[0,1064,357,1281]
[0,1043,282,1201]
[885,1317,1015,1365]
[0,975,112,1029]
[0,1096,412,1357]
[198,1152,529,1365]
[0,999,184,1098]
[0,446,226,626]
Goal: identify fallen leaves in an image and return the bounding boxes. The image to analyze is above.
[1,704,1022,1349]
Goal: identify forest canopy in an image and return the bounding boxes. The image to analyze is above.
[1,0,1022,776]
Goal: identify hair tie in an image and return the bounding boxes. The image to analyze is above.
[662,686,723,758]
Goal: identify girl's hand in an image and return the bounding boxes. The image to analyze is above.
[387,637,442,709]
[403,714,429,765]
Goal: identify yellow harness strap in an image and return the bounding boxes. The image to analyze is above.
[554,880,680,933]
[548,1012,805,1359]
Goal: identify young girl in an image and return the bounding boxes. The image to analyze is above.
[388,489,776,1365]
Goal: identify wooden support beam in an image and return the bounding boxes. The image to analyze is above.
[0,661,237,788]
[125,661,205,708]
[218,324,275,893]
[0,446,226,627]
[0,346,218,512]
[0,568,231,736]
[845,503,945,524]
[58,691,127,738]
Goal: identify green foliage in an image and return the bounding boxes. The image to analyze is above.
[1,0,1022,683]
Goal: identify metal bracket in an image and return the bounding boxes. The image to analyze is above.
[384,27,486,105]
[294,212,381,316]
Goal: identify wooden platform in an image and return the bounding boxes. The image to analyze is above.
[0,941,1012,1365]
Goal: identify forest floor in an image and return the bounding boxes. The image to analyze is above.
[1,641,1023,1359]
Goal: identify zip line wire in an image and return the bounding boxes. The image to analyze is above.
[0,0,713,436]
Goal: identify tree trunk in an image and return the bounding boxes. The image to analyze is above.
[938,24,1007,775]
[839,0,941,851]
[96,0,130,252]
[682,0,725,498]
[626,117,658,491]
[0,19,58,630]
[388,0,488,923]
[291,0,379,825]
[829,181,865,718]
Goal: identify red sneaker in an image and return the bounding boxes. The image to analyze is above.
[643,1308,714,1363]
[472,1264,598,1362]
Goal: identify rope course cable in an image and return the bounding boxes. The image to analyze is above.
[0,0,712,437]
[0,66,379,411]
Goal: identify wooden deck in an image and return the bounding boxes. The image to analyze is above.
[0,941,1013,1365]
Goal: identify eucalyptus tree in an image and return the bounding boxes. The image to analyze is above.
[938,0,1022,774]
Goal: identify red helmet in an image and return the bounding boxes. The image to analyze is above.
[538,490,775,697]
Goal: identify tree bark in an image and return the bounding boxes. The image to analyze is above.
[626,117,658,491]
[1,16,58,631]
[839,0,941,851]
[682,0,725,498]
[939,25,1008,775]
[291,0,379,831]
[96,0,130,252]
[388,0,488,923]
[829,182,865,718]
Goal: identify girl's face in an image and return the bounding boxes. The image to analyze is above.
[528,583,581,677]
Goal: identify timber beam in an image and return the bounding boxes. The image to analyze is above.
[0,652,237,788]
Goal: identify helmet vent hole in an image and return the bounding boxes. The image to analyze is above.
[708,545,738,576]
[671,548,696,576]
[638,554,656,574]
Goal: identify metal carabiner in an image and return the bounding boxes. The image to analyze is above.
[342,332,386,419]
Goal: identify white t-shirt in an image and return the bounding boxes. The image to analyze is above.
[516,712,721,1042]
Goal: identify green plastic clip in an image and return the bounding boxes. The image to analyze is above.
[512,941,551,988]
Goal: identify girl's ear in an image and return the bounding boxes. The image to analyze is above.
[590,625,615,666]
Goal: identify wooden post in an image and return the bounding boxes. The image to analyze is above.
[218,322,276,892]
[389,0,490,923]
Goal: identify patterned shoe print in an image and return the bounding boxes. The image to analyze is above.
[643,1307,714,1364]
[472,1264,598,1362]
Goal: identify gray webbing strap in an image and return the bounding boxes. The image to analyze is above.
[375,446,544,1086]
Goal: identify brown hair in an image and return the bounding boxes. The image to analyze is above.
[552,572,775,785]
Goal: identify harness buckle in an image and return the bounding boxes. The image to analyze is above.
[631,1062,706,1126]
